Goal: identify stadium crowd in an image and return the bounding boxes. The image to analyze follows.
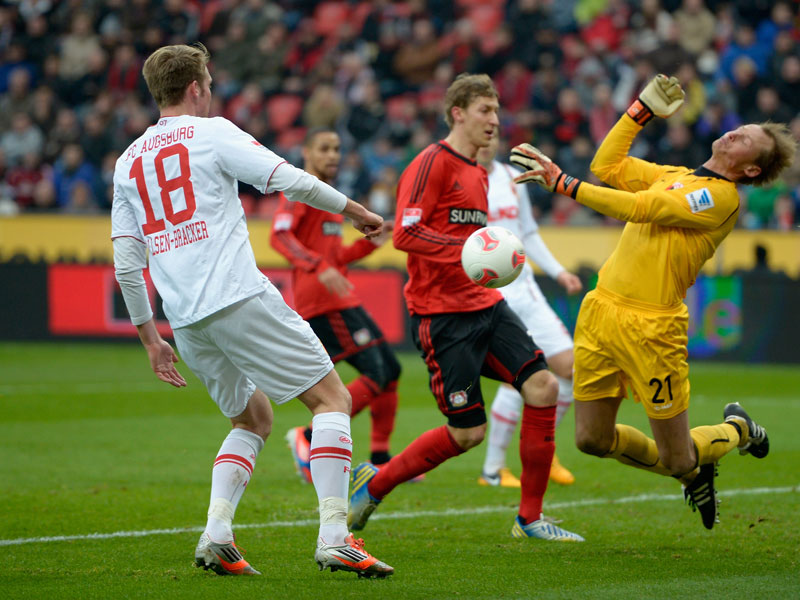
[0,0,798,229]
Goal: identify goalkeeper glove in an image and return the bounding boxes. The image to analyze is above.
[509,143,582,199]
[626,74,685,125]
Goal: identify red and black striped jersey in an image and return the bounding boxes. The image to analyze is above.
[393,141,502,315]
[270,192,376,319]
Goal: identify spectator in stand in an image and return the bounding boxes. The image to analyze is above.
[52,143,98,208]
[756,2,795,50]
[554,87,589,145]
[0,112,44,167]
[588,83,617,145]
[660,122,708,168]
[392,19,442,89]
[248,23,289,95]
[0,67,33,132]
[44,107,81,163]
[730,56,762,120]
[80,111,115,169]
[302,83,345,130]
[346,80,386,146]
[69,47,109,106]
[673,0,716,58]
[746,86,794,126]
[30,85,60,134]
[59,12,102,82]
[719,24,771,82]
[775,55,800,114]
[6,152,44,210]
[675,62,706,126]
[107,44,142,101]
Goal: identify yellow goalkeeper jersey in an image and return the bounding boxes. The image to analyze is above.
[577,116,740,307]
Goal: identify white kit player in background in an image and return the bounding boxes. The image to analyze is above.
[110,44,393,578]
[476,132,583,489]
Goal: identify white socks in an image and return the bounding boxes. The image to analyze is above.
[205,427,264,543]
[483,385,522,476]
[309,411,352,545]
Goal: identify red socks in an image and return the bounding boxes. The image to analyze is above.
[347,375,379,417]
[518,405,556,524]
[346,376,397,455]
[370,381,398,455]
[369,425,464,499]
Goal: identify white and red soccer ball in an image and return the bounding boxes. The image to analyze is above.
[461,226,526,288]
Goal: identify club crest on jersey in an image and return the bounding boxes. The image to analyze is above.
[449,390,468,407]
[353,328,372,346]
[666,182,684,190]
[449,208,487,226]
[685,188,714,213]
[402,207,422,227]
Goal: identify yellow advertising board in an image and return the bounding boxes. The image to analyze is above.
[1,214,798,277]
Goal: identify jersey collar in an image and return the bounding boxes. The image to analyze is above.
[693,165,730,181]
[437,141,477,166]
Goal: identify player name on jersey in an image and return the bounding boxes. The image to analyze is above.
[147,219,209,256]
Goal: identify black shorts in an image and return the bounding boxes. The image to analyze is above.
[308,306,401,389]
[410,300,548,429]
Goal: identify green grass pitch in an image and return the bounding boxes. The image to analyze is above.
[1,342,798,599]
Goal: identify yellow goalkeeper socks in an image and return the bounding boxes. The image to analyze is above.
[690,423,741,465]
[604,424,671,476]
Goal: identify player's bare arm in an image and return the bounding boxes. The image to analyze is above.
[137,319,187,388]
[342,198,384,238]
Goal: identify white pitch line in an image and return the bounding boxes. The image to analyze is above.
[1,484,797,548]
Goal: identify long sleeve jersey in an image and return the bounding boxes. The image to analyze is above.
[393,141,503,316]
[270,192,377,319]
[575,115,740,307]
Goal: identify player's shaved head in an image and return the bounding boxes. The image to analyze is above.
[304,127,338,148]
[143,43,210,108]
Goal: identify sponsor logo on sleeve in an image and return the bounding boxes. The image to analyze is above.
[685,188,714,213]
[273,213,293,231]
[402,207,422,227]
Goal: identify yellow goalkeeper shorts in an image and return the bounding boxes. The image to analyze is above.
[573,287,690,420]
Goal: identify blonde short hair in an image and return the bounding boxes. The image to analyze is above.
[142,43,210,108]
[443,73,498,128]
[742,122,797,186]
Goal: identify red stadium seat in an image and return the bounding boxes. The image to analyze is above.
[467,5,503,36]
[313,2,350,38]
[265,94,303,133]
[277,126,307,151]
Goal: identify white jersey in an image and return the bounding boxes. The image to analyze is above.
[487,160,572,356]
[111,115,346,328]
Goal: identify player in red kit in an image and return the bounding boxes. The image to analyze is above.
[348,74,584,541]
[271,128,401,480]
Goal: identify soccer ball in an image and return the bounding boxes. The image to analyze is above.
[461,226,526,288]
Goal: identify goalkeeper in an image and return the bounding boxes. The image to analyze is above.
[510,74,795,530]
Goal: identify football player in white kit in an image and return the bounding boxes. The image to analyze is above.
[110,44,392,578]
[476,132,583,488]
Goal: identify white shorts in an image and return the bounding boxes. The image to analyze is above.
[501,273,573,358]
[173,284,333,418]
